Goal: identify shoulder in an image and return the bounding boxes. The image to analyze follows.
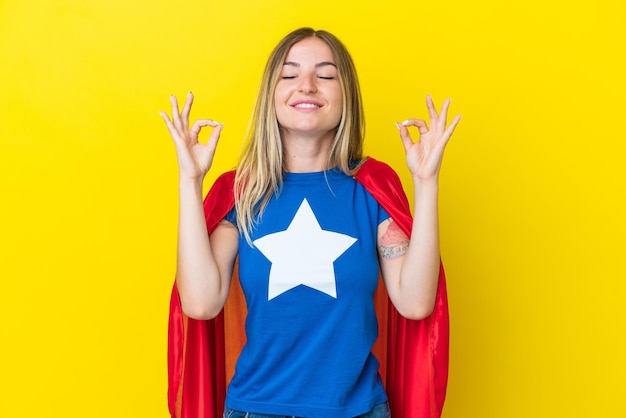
[203,170,237,226]
[206,170,237,198]
[358,156,392,170]
[355,157,412,231]
[355,157,403,188]
[214,169,237,187]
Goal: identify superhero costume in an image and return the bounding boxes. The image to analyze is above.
[167,157,450,418]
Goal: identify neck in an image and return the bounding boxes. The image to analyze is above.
[282,131,335,173]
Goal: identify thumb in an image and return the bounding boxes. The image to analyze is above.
[395,121,414,152]
[205,123,224,153]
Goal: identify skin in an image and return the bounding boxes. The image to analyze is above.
[274,37,343,172]
[379,95,461,319]
[160,37,461,320]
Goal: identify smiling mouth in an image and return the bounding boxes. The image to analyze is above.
[293,103,321,109]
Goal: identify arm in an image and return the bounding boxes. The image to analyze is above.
[160,92,238,320]
[379,95,460,320]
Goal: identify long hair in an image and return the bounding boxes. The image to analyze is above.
[234,27,365,244]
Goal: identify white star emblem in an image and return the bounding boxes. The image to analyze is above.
[253,199,357,300]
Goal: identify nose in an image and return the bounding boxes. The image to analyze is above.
[297,73,317,93]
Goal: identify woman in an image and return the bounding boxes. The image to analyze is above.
[161,27,460,418]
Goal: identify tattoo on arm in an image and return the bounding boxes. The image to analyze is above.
[379,218,409,259]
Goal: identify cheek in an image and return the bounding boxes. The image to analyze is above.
[273,86,288,123]
[330,89,344,121]
[329,83,343,107]
[273,80,292,103]
[273,85,284,107]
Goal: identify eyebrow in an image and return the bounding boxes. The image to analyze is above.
[283,61,337,68]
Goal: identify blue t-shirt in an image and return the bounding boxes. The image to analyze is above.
[225,169,390,417]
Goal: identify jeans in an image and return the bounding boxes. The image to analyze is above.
[223,401,391,418]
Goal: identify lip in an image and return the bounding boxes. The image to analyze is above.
[290,100,324,111]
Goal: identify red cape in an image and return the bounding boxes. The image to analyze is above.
[168,158,449,418]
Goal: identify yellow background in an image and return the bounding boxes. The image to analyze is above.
[1,0,624,416]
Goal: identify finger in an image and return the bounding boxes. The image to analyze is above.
[205,123,224,155]
[435,114,462,151]
[170,95,184,132]
[159,110,171,124]
[402,118,429,136]
[395,121,415,152]
[426,94,438,123]
[442,115,462,144]
[189,119,220,138]
[160,111,185,144]
[181,92,194,131]
[438,98,451,130]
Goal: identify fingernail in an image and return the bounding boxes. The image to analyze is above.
[212,120,220,125]
[402,120,409,126]
[395,122,401,130]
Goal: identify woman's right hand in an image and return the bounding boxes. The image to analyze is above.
[160,92,223,182]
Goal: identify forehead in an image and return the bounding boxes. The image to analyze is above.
[284,37,336,64]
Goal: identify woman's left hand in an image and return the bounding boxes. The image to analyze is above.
[396,95,461,181]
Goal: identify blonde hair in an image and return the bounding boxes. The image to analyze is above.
[234,27,365,244]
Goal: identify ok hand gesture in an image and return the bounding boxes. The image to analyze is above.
[396,95,461,182]
[160,92,223,182]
